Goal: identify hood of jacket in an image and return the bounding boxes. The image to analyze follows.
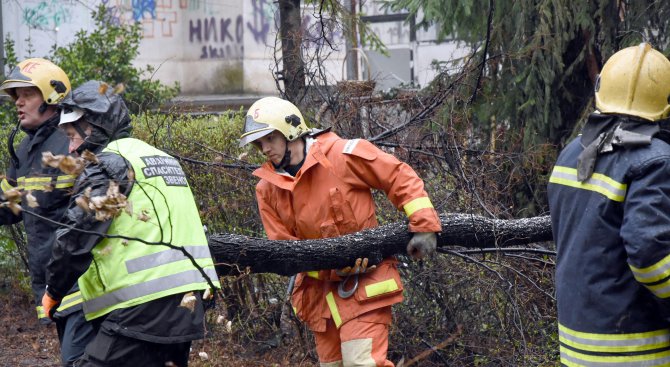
[59,80,132,153]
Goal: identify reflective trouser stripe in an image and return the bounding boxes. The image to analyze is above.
[559,324,670,353]
[124,245,213,273]
[365,279,398,298]
[325,292,342,328]
[403,197,434,217]
[549,166,626,202]
[83,267,218,316]
[35,291,83,319]
[319,361,343,367]
[1,178,13,192]
[561,346,670,366]
[36,306,46,319]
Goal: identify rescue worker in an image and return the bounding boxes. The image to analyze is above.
[41,80,221,366]
[0,58,95,366]
[548,43,670,366]
[239,97,442,367]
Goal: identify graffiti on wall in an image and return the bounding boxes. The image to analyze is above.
[301,15,343,48]
[22,0,71,31]
[189,16,244,59]
[247,0,272,45]
[132,0,156,21]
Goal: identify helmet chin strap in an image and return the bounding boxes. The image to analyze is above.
[38,102,48,114]
[273,144,292,170]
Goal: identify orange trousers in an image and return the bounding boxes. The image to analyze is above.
[313,306,394,367]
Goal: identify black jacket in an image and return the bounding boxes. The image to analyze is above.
[0,113,80,321]
[548,114,670,365]
[46,80,206,343]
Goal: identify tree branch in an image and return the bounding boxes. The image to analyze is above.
[209,213,553,275]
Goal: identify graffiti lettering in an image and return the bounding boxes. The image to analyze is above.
[247,0,272,44]
[204,18,217,42]
[200,45,243,60]
[302,16,343,48]
[190,16,244,44]
[133,0,157,21]
[22,0,70,30]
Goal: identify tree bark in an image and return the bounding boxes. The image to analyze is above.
[209,213,553,276]
[278,0,306,102]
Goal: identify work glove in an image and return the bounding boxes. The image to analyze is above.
[336,258,376,277]
[406,232,437,259]
[41,292,60,320]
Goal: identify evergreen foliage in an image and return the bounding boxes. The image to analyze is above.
[386,0,670,148]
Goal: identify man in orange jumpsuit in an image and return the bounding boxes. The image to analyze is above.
[239,97,442,367]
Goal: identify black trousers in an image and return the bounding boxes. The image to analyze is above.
[76,327,191,367]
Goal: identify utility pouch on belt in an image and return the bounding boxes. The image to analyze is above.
[354,261,403,303]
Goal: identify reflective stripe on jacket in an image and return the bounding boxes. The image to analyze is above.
[78,138,220,320]
[255,131,441,332]
[548,131,670,366]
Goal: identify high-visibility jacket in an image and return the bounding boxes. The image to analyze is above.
[0,114,81,322]
[254,131,441,332]
[75,138,220,320]
[548,116,670,366]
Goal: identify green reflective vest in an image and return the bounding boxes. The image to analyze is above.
[78,138,220,320]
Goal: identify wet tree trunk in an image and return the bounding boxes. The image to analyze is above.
[209,213,553,276]
[278,0,306,102]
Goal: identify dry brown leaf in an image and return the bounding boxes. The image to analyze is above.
[41,151,61,168]
[58,156,86,175]
[25,191,38,208]
[8,202,21,215]
[75,196,90,211]
[87,181,128,221]
[113,83,125,94]
[98,82,109,95]
[124,200,133,216]
[137,209,150,222]
[98,245,112,256]
[3,188,21,202]
[179,292,196,312]
[80,150,99,164]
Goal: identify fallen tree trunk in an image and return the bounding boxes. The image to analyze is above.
[208,213,553,276]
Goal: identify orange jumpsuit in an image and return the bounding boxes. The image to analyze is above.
[254,131,441,367]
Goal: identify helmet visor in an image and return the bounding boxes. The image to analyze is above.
[239,115,274,147]
[239,128,275,147]
[0,81,33,93]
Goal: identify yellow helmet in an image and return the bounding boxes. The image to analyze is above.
[239,97,309,147]
[0,58,71,104]
[595,43,670,121]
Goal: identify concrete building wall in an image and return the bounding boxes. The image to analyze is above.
[2,0,464,95]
